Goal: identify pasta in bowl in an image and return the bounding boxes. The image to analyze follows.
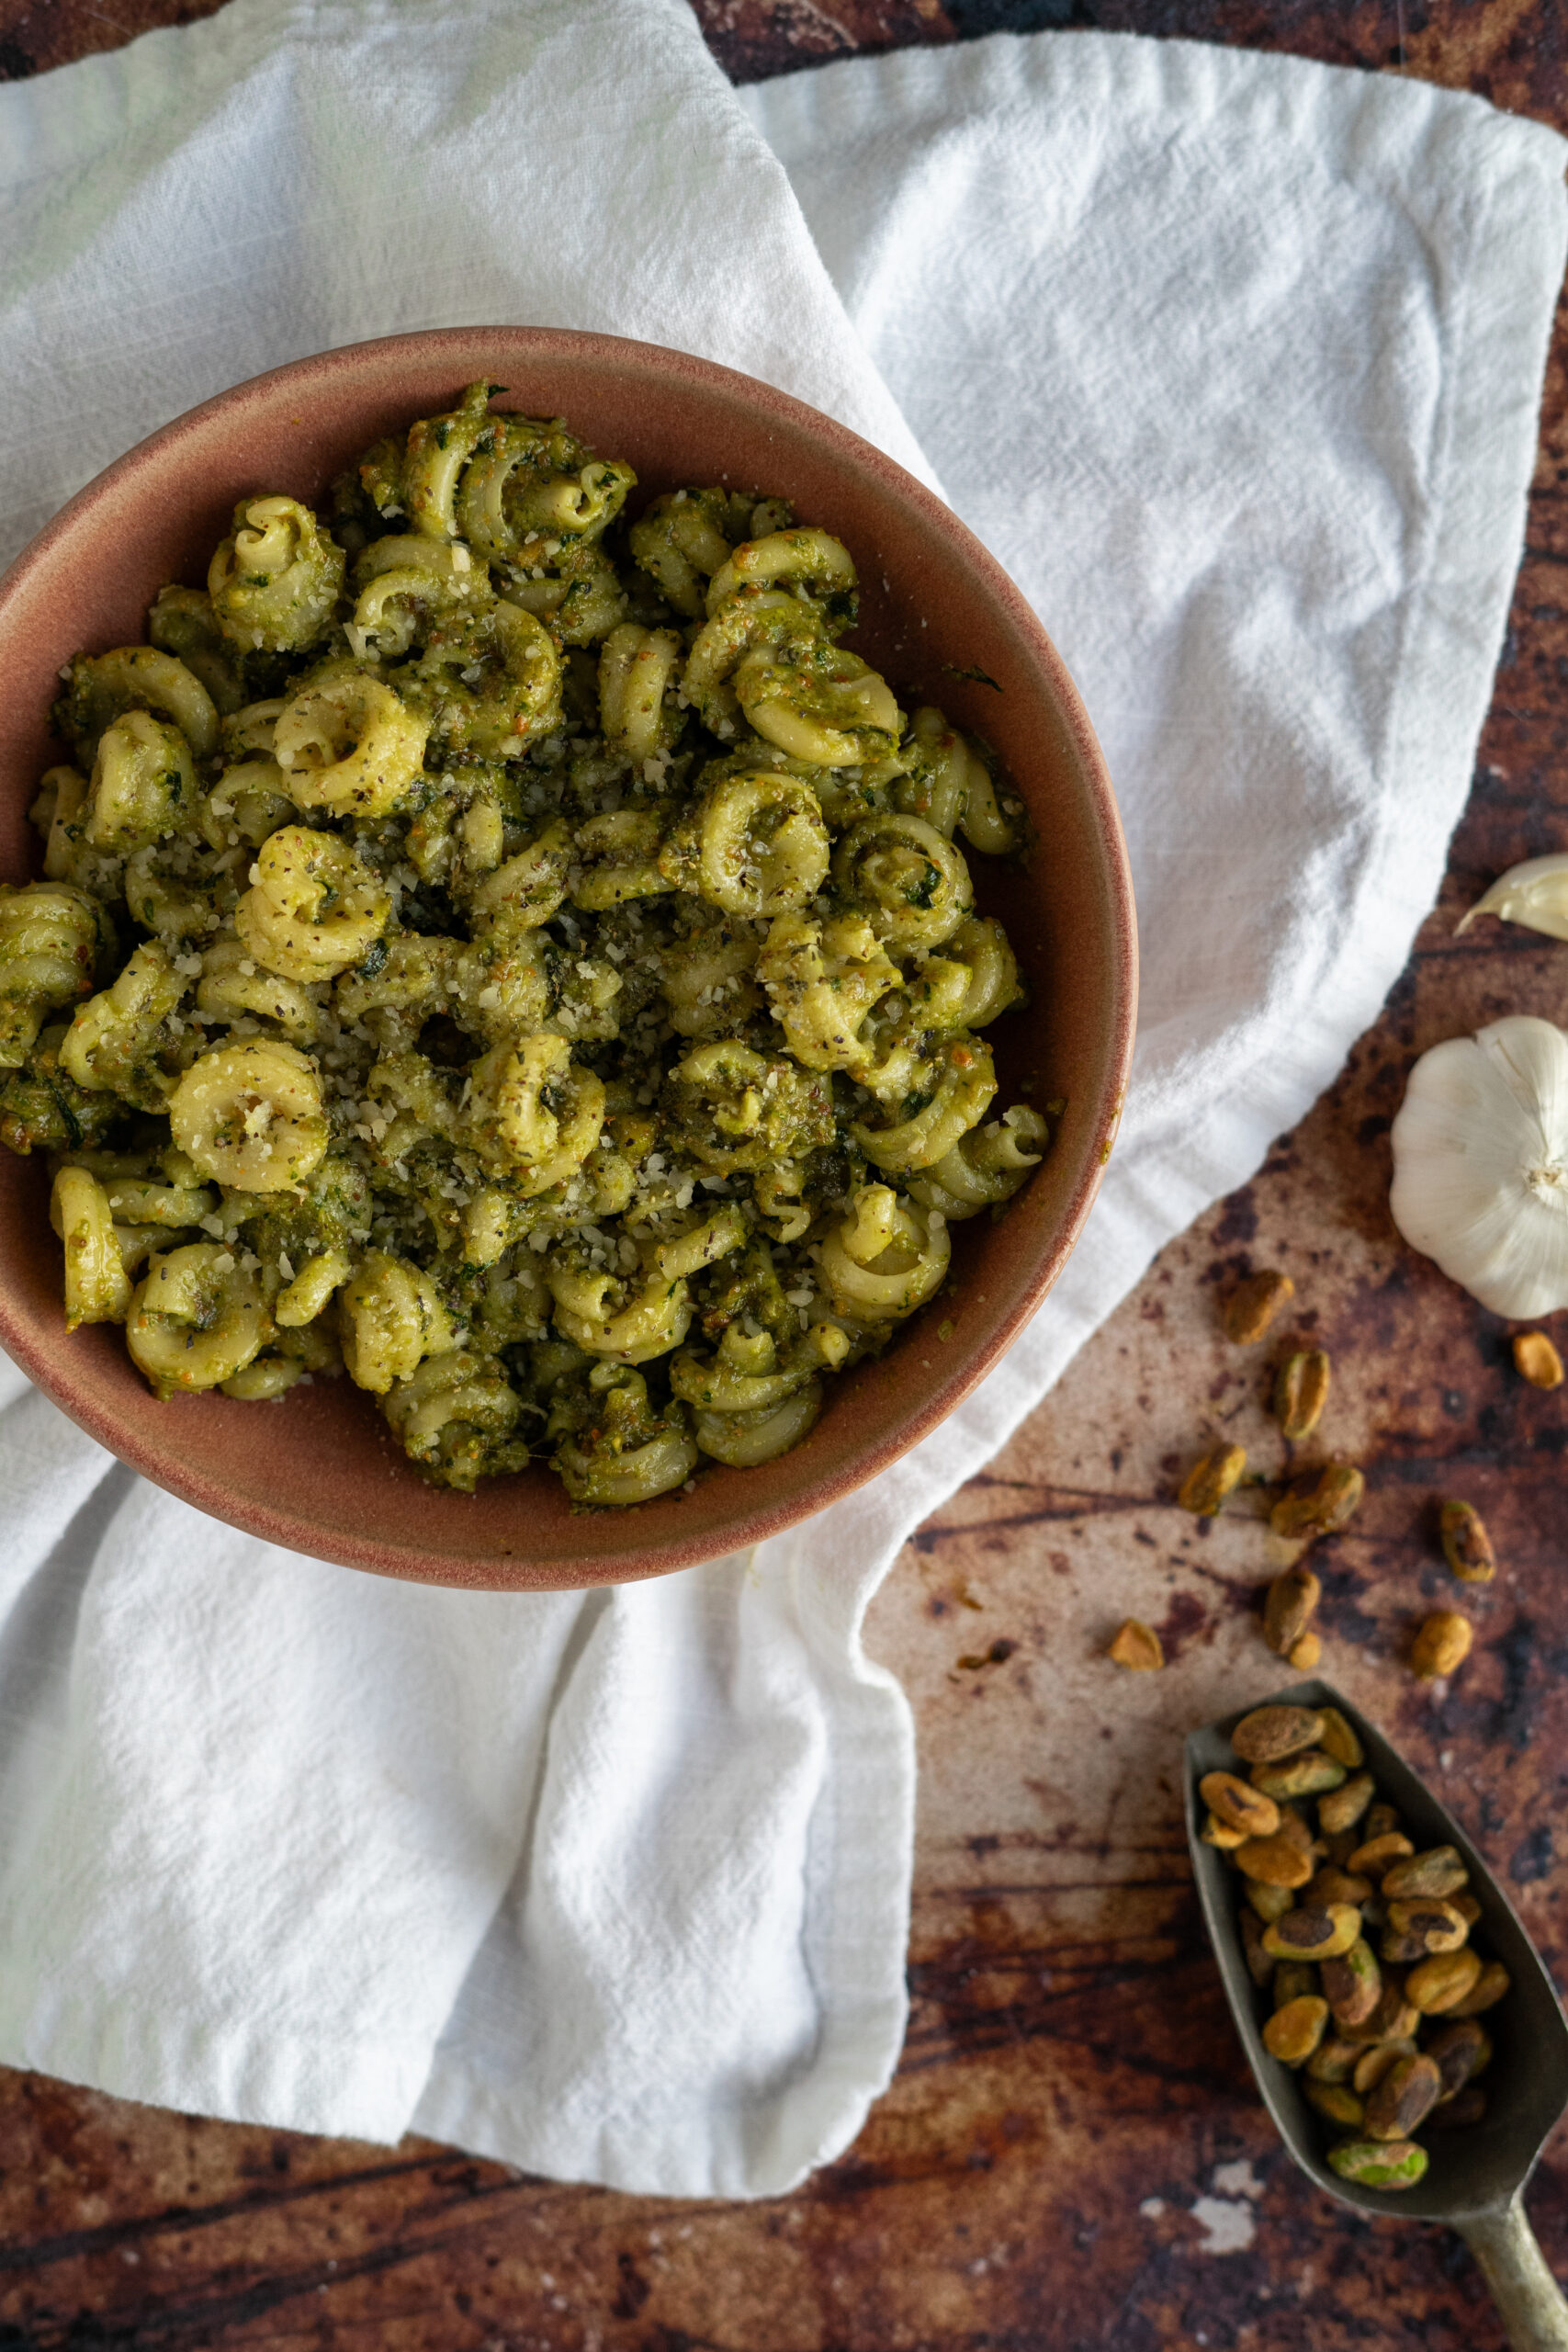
[0,329,1134,1586]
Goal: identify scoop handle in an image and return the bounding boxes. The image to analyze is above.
[1459,2199,1568,2351]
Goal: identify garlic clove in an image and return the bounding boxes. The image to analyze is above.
[1390,1015,1568,1318]
[1456,853,1568,941]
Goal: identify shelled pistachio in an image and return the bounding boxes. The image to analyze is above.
[1198,1698,1514,2191]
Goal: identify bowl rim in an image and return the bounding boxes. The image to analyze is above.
[0,323,1137,1585]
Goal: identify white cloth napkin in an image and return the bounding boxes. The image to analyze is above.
[0,0,1561,2199]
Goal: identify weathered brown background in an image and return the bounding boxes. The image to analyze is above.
[2,0,1566,2344]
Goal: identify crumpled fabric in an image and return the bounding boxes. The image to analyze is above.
[0,0,1561,2197]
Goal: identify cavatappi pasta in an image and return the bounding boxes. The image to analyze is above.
[2,382,1048,1504]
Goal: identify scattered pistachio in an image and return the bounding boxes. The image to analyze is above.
[1199,1770,1280,1839]
[1453,1892,1483,1928]
[1262,1994,1329,2065]
[1411,1611,1472,1680]
[1320,1938,1381,2030]
[1288,1632,1323,1669]
[1269,1463,1365,1545]
[1347,1830,1415,1881]
[1232,1704,1325,1763]
[1316,1709,1365,1770]
[1352,2038,1416,2097]
[1305,2080,1365,2129]
[1449,1959,1510,2017]
[1245,1878,1297,1924]
[1406,1949,1484,2015]
[1235,1836,1314,1891]
[1262,1904,1361,1963]
[1263,1566,1321,1658]
[1224,1270,1295,1343]
[1382,1847,1468,1902]
[1178,1444,1248,1517]
[1201,1811,1247,1849]
[1514,1329,1564,1389]
[1274,1349,1331,1442]
[1439,1499,1495,1584]
[1319,1772,1376,1838]
[1328,2139,1428,2189]
[1363,2052,1442,2143]
[1363,1802,1401,1842]
[1108,1618,1164,1670]
[1248,1749,1346,1802]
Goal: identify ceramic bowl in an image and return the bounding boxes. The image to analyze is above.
[0,326,1135,1589]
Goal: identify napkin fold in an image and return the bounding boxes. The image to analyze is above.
[0,0,1562,2199]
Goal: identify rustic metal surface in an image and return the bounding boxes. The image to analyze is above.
[3,2,1568,2346]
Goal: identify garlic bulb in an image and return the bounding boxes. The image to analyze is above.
[1390,1014,1568,1317]
[1457,854,1568,941]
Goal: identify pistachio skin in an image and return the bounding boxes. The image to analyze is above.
[1305,2080,1364,2129]
[1352,2038,1416,2097]
[1223,1270,1293,1341]
[1270,1463,1364,1544]
[1177,1445,1247,1517]
[1449,1959,1510,2017]
[1426,2017,1491,2099]
[1321,1938,1382,2030]
[1249,1749,1345,1802]
[1384,1897,1470,1956]
[1347,1831,1414,1881]
[1200,1770,1280,1838]
[1439,1498,1495,1582]
[1235,1836,1314,1891]
[1407,1949,1484,2015]
[1245,1878,1296,1924]
[1274,1348,1330,1441]
[1411,1611,1472,1679]
[1306,2035,1361,2086]
[1262,1904,1361,1963]
[1261,1994,1329,2067]
[1108,1618,1164,1670]
[1363,2052,1442,2143]
[1316,1708,1365,1770]
[1231,1705,1325,1764]
[1514,1330,1564,1389]
[1319,1771,1375,1837]
[1382,1847,1468,1901]
[1263,1565,1320,1657]
[1328,2139,1428,2189]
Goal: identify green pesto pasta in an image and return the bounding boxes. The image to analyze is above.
[2,381,1049,1504]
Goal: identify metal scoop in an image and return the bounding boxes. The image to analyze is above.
[1185,1676,1568,2350]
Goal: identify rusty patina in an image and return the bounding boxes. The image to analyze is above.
[3,3,1567,2346]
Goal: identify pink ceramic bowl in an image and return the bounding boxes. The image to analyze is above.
[0,327,1135,1589]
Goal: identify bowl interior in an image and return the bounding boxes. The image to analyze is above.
[0,328,1134,1588]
